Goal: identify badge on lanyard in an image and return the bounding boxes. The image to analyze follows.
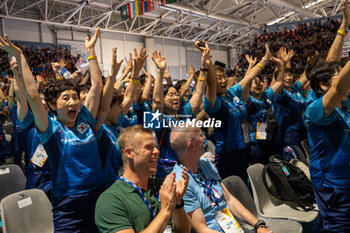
[31,143,48,167]
[241,121,251,144]
[214,207,245,233]
[163,225,173,233]
[256,122,267,140]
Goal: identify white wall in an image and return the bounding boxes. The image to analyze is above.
[1,18,233,80]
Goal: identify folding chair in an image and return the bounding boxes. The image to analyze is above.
[223,175,303,233]
[0,164,26,202]
[1,189,53,233]
[247,163,318,222]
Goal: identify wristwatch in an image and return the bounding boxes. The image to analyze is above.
[254,219,266,231]
[175,199,184,209]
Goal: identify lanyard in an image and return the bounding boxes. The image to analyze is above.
[177,163,221,206]
[118,176,159,219]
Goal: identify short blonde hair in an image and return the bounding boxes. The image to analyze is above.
[117,125,155,164]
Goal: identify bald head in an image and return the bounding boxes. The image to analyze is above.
[170,126,201,159]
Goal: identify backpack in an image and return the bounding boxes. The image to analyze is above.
[262,156,315,211]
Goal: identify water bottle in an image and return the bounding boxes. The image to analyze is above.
[56,66,71,79]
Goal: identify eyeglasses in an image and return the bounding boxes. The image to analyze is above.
[216,75,227,81]
[189,130,206,142]
[166,92,180,99]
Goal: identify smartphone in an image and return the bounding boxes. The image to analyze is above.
[197,41,206,48]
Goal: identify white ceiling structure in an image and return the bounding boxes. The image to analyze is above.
[0,0,344,47]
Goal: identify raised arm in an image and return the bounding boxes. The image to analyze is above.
[0,83,5,107]
[270,47,292,95]
[151,51,167,113]
[163,68,173,86]
[7,76,14,109]
[240,44,271,101]
[139,68,153,103]
[327,0,349,62]
[94,47,123,132]
[0,35,48,133]
[10,59,28,121]
[193,40,216,107]
[323,59,350,117]
[114,53,132,92]
[245,54,257,74]
[180,64,195,99]
[84,27,102,119]
[189,47,210,115]
[121,47,147,115]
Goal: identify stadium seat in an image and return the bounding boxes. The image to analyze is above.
[1,189,53,233]
[223,175,303,233]
[247,164,318,222]
[0,164,26,202]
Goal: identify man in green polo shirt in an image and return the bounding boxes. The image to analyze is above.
[95,125,191,233]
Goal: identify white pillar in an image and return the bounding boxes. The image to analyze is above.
[229,47,238,68]
[145,37,156,76]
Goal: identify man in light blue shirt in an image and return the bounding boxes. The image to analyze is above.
[170,126,272,233]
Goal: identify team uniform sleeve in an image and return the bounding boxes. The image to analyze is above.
[227,83,243,100]
[304,96,337,126]
[80,105,97,128]
[204,95,222,115]
[18,110,34,130]
[291,81,303,95]
[38,117,59,145]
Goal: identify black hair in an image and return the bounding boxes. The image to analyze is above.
[111,89,124,107]
[175,79,187,91]
[45,79,80,105]
[164,84,178,96]
[308,60,338,98]
[78,83,90,92]
[305,54,326,80]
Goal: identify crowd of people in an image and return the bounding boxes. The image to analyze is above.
[230,16,341,80]
[0,0,350,232]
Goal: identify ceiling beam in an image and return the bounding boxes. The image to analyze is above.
[268,0,321,18]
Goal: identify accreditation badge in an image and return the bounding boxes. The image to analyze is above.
[30,143,48,167]
[163,225,173,233]
[214,207,245,233]
[256,122,267,140]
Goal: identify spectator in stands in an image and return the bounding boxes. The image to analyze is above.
[170,126,272,233]
[304,1,350,231]
[150,48,209,178]
[247,47,293,164]
[204,42,270,181]
[0,28,104,232]
[10,56,52,198]
[94,47,146,187]
[95,125,191,233]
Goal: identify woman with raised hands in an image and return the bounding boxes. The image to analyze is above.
[0,28,104,233]
[94,47,147,187]
[247,47,293,164]
[204,42,271,181]
[150,47,210,177]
